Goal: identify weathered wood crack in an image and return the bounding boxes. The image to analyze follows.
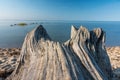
[6,25,112,80]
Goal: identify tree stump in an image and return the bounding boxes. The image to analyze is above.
[6,25,112,80]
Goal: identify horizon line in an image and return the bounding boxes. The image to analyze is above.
[0,19,120,22]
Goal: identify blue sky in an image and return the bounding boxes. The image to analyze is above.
[0,0,120,21]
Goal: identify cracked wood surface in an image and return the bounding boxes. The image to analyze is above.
[6,25,112,80]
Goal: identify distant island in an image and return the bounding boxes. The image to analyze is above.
[10,22,39,27]
[17,23,27,26]
[10,22,27,26]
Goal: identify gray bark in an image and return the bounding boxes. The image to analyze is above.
[6,25,112,80]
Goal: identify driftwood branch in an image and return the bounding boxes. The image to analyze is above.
[6,25,112,80]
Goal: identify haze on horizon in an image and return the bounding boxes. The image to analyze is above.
[0,0,120,21]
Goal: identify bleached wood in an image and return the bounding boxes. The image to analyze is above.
[6,25,112,80]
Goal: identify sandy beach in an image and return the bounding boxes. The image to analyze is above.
[0,47,119,80]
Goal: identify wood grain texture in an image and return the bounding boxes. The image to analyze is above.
[6,25,112,80]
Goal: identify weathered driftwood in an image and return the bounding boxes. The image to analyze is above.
[6,25,112,80]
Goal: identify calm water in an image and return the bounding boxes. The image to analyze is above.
[0,20,120,48]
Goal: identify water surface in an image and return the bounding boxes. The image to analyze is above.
[0,20,120,48]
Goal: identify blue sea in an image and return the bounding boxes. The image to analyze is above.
[0,20,120,48]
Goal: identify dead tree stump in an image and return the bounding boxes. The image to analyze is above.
[6,25,112,80]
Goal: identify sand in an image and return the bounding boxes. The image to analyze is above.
[0,47,119,80]
[107,47,120,79]
[0,48,20,80]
